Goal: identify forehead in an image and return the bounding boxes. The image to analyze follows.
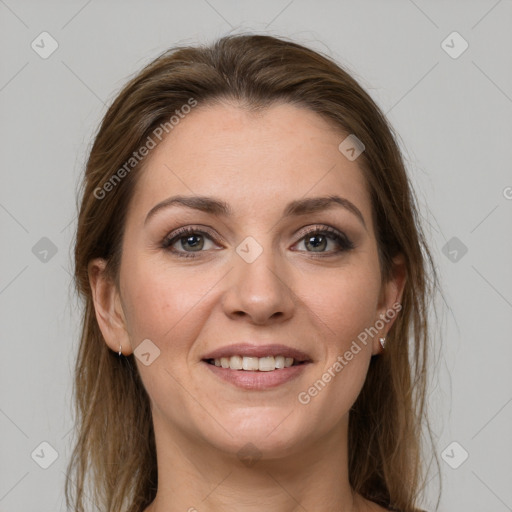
[128,102,372,226]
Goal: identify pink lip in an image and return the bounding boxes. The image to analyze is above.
[203,360,311,390]
[201,343,312,362]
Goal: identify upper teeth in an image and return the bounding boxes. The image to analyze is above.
[213,355,295,371]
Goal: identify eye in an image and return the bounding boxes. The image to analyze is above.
[293,226,354,255]
[162,225,354,259]
[162,227,220,258]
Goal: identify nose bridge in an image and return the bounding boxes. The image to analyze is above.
[222,233,295,323]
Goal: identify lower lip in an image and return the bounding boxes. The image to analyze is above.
[202,361,311,390]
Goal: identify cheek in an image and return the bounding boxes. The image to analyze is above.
[293,260,381,408]
[297,261,381,346]
[298,264,381,414]
[119,252,217,346]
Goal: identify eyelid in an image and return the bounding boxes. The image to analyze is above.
[294,224,345,239]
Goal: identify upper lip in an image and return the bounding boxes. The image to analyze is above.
[202,343,312,362]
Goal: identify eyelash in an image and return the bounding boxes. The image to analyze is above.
[161,225,355,259]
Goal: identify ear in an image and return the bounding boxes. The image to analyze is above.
[372,253,407,355]
[88,258,132,356]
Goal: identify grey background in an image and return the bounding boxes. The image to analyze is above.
[1,1,511,511]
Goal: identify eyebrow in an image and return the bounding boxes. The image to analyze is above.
[144,194,366,229]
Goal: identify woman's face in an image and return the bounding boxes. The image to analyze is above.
[92,102,403,459]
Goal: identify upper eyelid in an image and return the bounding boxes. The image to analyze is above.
[164,224,344,237]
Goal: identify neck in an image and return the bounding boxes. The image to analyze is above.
[145,412,361,512]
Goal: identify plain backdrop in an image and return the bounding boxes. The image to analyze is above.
[1,1,511,511]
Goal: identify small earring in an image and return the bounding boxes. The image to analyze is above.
[379,337,386,350]
[118,344,122,356]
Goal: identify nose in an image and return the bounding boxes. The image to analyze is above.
[221,242,295,325]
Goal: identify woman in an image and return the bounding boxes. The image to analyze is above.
[66,34,439,512]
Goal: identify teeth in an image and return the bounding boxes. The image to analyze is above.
[242,357,260,371]
[275,356,285,369]
[229,355,243,370]
[211,355,299,371]
[258,356,275,372]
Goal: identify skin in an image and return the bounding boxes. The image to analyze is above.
[89,102,406,512]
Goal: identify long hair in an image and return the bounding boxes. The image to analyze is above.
[67,34,439,512]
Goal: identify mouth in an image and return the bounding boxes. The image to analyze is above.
[201,343,312,371]
[201,344,313,390]
[203,356,308,371]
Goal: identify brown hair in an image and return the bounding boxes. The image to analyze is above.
[67,34,440,512]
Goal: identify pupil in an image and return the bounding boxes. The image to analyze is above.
[306,234,326,252]
[183,235,203,251]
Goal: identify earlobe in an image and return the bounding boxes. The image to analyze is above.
[88,258,132,355]
[374,253,407,354]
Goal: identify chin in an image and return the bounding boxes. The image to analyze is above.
[195,409,312,460]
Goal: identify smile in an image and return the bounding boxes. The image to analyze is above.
[205,355,305,371]
[202,358,311,390]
